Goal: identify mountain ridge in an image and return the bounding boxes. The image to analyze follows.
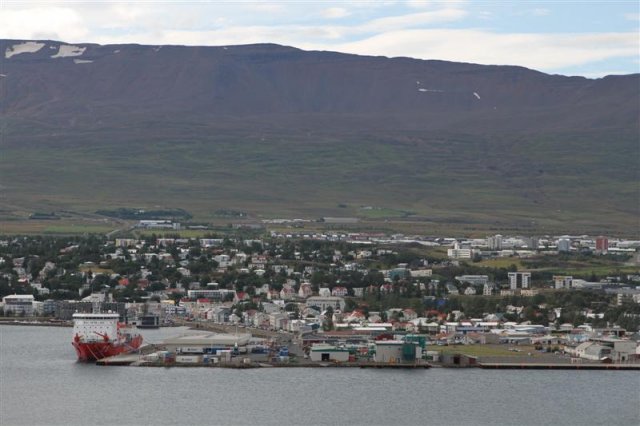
[0,40,638,234]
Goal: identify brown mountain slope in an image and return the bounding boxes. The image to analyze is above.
[0,40,638,234]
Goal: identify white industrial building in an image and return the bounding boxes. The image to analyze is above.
[309,344,350,362]
[508,272,531,289]
[447,243,473,259]
[161,332,252,354]
[2,294,35,316]
[554,275,573,289]
[455,275,489,286]
[306,296,345,312]
[374,341,421,363]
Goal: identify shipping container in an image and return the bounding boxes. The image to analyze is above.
[176,355,203,364]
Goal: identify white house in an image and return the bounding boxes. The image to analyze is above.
[318,287,331,297]
[445,283,459,295]
[331,286,348,297]
[213,254,231,268]
[280,287,296,300]
[402,308,418,321]
[2,294,35,316]
[306,296,345,312]
[464,286,477,295]
[298,283,313,298]
[410,269,432,278]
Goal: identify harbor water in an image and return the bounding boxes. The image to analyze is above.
[1,325,638,426]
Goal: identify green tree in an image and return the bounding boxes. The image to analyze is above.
[344,298,358,312]
[323,306,334,331]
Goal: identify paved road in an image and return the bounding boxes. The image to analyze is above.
[178,320,292,340]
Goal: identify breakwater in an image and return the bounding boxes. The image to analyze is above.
[0,319,71,327]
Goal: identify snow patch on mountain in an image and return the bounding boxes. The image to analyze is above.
[51,45,86,58]
[5,41,45,59]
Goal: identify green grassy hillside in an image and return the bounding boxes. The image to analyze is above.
[1,119,637,235]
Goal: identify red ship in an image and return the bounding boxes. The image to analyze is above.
[72,312,143,362]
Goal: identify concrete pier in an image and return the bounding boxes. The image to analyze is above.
[479,362,640,370]
[96,353,142,365]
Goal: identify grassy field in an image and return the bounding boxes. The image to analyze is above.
[541,265,640,277]
[476,258,524,269]
[0,219,119,235]
[42,225,117,234]
[521,255,640,277]
[358,207,415,219]
[1,121,638,236]
[132,229,224,238]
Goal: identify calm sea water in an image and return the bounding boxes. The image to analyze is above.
[1,325,638,426]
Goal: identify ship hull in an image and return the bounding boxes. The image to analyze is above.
[72,335,143,362]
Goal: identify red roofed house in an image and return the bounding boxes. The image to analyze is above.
[234,292,249,303]
[345,310,366,324]
[280,287,296,300]
[267,289,280,300]
[298,283,313,298]
[331,286,349,297]
[137,278,149,290]
[402,308,418,321]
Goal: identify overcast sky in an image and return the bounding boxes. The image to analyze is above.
[2,1,638,77]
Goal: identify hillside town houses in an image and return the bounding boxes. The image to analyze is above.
[1,232,639,363]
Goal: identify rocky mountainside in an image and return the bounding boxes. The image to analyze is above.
[2,39,638,130]
[1,40,638,233]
